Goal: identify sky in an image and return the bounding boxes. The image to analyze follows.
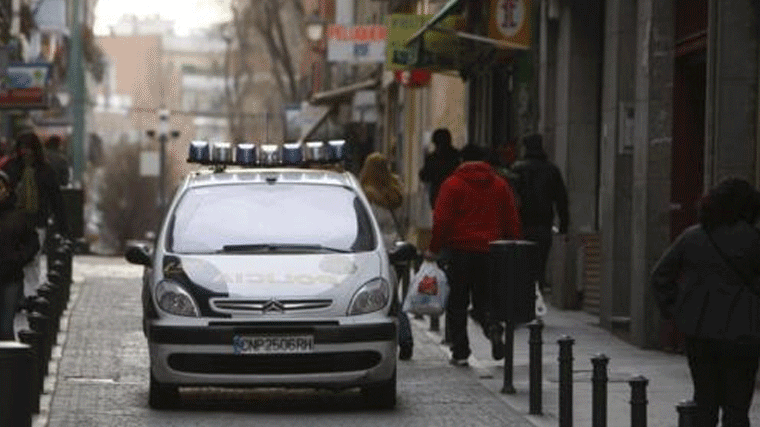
[93,0,232,36]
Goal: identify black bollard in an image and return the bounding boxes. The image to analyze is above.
[591,354,609,427]
[501,320,516,394]
[27,312,52,377]
[558,335,575,427]
[18,330,41,413]
[629,375,649,427]
[528,319,544,415]
[676,400,697,427]
[0,342,33,427]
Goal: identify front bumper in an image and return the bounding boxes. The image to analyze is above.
[148,320,397,389]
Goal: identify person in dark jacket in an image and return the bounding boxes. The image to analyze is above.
[651,178,760,427]
[424,144,522,366]
[44,135,71,187]
[3,131,69,298]
[510,133,569,291]
[0,170,40,340]
[419,128,460,209]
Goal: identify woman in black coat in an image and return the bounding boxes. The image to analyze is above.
[0,171,40,340]
[651,178,760,427]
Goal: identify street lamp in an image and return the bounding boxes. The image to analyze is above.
[305,13,326,47]
[146,108,180,212]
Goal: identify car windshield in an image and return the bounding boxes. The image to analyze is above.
[167,183,376,254]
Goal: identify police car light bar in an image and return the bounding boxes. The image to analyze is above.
[188,140,347,168]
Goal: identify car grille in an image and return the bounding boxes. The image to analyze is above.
[167,351,382,374]
[210,298,332,314]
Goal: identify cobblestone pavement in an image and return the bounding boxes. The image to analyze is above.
[39,256,534,427]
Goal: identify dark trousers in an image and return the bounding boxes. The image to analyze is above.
[446,249,496,360]
[0,280,22,340]
[685,336,760,427]
[392,262,413,348]
[523,225,553,289]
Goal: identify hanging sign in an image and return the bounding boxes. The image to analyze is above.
[327,25,387,63]
[0,63,52,109]
[488,0,532,49]
[394,69,432,88]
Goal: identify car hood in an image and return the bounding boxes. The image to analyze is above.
[160,252,385,317]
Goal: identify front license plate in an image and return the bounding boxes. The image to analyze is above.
[233,335,314,355]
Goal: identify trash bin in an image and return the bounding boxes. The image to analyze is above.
[0,341,34,427]
[488,240,540,324]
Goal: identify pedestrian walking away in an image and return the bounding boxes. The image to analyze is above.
[509,133,569,293]
[651,178,760,427]
[44,135,71,187]
[359,152,414,361]
[2,131,70,299]
[424,144,522,366]
[0,170,40,340]
[419,128,461,209]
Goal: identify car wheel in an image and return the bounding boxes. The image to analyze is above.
[149,371,179,410]
[361,368,396,409]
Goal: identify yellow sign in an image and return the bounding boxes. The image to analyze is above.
[488,0,532,49]
[385,14,431,71]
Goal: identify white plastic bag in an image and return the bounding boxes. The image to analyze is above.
[535,281,547,318]
[402,260,449,316]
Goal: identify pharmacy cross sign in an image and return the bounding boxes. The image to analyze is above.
[496,0,526,38]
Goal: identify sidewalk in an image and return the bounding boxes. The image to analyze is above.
[407,305,760,427]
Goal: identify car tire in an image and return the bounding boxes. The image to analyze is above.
[149,371,179,410]
[361,368,397,409]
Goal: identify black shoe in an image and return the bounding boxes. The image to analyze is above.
[449,357,469,367]
[489,326,505,361]
[399,344,413,361]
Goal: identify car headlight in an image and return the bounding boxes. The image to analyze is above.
[155,280,200,317]
[348,278,390,315]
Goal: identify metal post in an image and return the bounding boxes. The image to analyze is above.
[17,330,41,412]
[0,342,33,427]
[629,375,649,427]
[501,319,516,394]
[591,354,609,427]
[558,335,575,427]
[676,400,697,427]
[528,319,543,414]
[67,0,85,185]
[27,312,51,377]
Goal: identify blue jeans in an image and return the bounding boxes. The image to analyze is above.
[0,280,22,340]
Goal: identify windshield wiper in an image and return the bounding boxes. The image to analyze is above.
[220,244,350,253]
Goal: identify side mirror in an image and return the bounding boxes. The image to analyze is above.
[388,241,418,264]
[125,243,152,267]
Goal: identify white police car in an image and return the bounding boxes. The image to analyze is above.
[125,140,415,409]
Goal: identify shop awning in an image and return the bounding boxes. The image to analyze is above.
[309,78,380,105]
[404,0,531,52]
[404,0,462,47]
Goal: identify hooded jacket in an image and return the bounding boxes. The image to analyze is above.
[429,161,522,253]
[0,193,40,283]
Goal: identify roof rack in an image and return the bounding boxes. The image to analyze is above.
[187,140,347,171]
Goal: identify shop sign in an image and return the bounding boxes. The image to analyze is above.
[394,69,432,88]
[327,25,387,63]
[0,63,52,110]
[488,0,532,48]
[385,14,432,71]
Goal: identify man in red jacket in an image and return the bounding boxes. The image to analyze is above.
[424,145,522,366]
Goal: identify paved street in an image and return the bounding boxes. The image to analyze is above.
[42,256,533,427]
